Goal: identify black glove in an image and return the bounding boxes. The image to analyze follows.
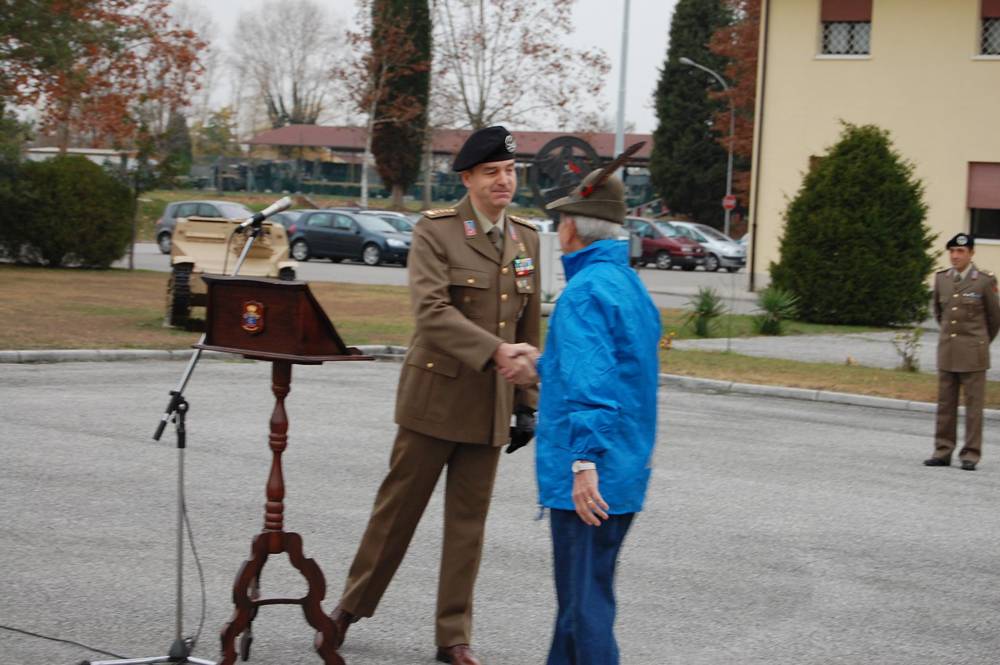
[506,406,536,454]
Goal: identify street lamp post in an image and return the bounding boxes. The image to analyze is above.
[679,56,735,238]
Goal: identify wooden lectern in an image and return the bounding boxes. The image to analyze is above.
[195,275,372,665]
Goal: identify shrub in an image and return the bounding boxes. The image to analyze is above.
[769,123,935,326]
[0,156,133,268]
[685,286,726,337]
[752,286,799,336]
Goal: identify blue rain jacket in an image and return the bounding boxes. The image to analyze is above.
[535,239,661,514]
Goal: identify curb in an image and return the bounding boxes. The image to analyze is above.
[658,372,1000,422]
[3,348,995,420]
[0,346,410,365]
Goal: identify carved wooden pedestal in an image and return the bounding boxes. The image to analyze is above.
[217,362,343,665]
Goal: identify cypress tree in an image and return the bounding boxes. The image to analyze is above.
[650,0,732,228]
[159,110,193,185]
[770,123,935,326]
[371,0,431,209]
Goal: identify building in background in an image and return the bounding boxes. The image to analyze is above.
[748,0,1000,289]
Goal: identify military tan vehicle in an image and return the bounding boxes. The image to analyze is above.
[165,215,298,329]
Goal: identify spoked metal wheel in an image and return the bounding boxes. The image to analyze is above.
[362,243,382,266]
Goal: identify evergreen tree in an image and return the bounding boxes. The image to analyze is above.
[159,110,193,185]
[370,0,430,208]
[770,123,935,326]
[650,0,732,228]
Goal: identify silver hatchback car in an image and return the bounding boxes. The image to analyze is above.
[668,221,746,272]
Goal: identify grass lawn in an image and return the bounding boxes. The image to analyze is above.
[2,264,990,406]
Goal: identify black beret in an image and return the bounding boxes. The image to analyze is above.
[452,126,517,172]
[946,233,974,249]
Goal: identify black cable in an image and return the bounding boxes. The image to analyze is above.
[182,495,208,651]
[0,624,127,660]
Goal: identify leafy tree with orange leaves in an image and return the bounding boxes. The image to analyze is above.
[708,0,759,233]
[2,0,204,152]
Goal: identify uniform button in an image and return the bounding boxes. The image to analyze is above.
[464,296,471,303]
[426,362,435,368]
[467,278,475,284]
[951,320,958,324]
[502,267,509,274]
[952,307,958,311]
[953,294,958,298]
[501,293,508,301]
[950,333,957,338]
[499,321,506,329]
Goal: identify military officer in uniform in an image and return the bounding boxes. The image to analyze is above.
[925,233,1000,471]
[326,126,541,665]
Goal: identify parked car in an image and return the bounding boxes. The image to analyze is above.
[269,210,307,231]
[357,210,415,234]
[623,217,706,270]
[154,200,255,254]
[288,210,411,266]
[668,221,746,272]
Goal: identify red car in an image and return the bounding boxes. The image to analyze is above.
[624,217,706,270]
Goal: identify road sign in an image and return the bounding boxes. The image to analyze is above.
[722,194,737,210]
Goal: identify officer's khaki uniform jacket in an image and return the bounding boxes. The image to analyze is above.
[933,265,1000,372]
[395,196,541,445]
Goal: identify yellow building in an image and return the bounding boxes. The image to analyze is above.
[748,0,1000,289]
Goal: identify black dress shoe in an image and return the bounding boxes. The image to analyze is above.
[315,604,357,652]
[961,460,977,471]
[923,457,951,467]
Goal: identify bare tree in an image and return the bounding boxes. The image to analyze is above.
[171,1,220,128]
[230,0,345,129]
[432,0,610,129]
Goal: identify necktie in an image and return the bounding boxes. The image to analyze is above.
[487,226,503,254]
[954,272,962,283]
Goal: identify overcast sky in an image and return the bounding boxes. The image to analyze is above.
[199,0,679,134]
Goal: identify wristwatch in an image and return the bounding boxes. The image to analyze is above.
[571,460,597,473]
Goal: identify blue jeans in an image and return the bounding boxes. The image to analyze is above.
[547,508,635,665]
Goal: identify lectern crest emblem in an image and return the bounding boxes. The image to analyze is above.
[241,301,264,334]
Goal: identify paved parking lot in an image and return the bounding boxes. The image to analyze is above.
[3,360,999,664]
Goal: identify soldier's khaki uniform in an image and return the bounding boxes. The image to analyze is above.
[339,195,540,646]
[931,265,1000,463]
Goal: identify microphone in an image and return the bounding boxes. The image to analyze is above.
[236,196,293,231]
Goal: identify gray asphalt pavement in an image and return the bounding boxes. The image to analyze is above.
[3,360,999,665]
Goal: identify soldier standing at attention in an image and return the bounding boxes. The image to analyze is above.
[325,126,540,665]
[925,233,1000,471]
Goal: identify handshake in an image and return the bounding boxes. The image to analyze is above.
[492,342,541,385]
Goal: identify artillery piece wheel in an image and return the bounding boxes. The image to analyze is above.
[166,263,193,328]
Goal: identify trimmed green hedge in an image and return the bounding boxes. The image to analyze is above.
[770,123,935,326]
[0,156,133,268]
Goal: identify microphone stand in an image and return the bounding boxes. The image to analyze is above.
[86,201,289,665]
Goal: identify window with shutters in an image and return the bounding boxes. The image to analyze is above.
[969,163,1000,240]
[819,0,872,56]
[822,21,871,55]
[983,1,1000,55]
[984,18,1000,55]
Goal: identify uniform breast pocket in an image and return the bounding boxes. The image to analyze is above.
[514,277,535,295]
[449,267,491,318]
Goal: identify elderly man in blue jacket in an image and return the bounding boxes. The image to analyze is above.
[533,164,661,665]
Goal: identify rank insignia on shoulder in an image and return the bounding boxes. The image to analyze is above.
[464,219,477,237]
[424,208,456,219]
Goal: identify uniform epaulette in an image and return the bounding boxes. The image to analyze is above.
[936,268,950,273]
[423,208,456,219]
[509,214,536,229]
